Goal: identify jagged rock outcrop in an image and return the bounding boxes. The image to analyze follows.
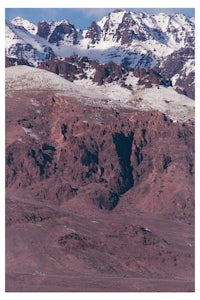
[49,21,77,45]
[85,21,101,44]
[37,21,51,39]
[38,55,172,89]
[5,56,31,67]
[116,11,148,44]
[37,20,78,45]
[154,47,195,99]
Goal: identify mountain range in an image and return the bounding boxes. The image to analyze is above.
[5,9,195,292]
[5,9,195,99]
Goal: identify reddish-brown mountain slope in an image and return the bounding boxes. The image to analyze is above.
[5,66,194,292]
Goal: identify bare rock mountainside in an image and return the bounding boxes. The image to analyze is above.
[6,64,194,292]
[5,10,194,99]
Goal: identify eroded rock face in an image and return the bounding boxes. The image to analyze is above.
[37,21,51,39]
[6,92,194,222]
[5,56,31,67]
[48,22,77,45]
[85,21,101,44]
[155,47,195,99]
[37,20,78,45]
[116,12,148,44]
[134,69,172,88]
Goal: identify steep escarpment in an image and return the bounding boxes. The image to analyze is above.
[6,92,194,222]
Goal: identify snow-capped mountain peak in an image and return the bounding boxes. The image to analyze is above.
[83,9,194,59]
[11,16,37,35]
[5,19,55,65]
[107,9,127,24]
[37,18,78,45]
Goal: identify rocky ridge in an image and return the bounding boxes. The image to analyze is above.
[38,55,172,89]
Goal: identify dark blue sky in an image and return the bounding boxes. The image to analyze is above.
[5,8,195,30]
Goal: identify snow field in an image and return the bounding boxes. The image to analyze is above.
[6,65,194,124]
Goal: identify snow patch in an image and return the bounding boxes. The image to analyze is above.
[128,86,194,123]
[171,73,180,86]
